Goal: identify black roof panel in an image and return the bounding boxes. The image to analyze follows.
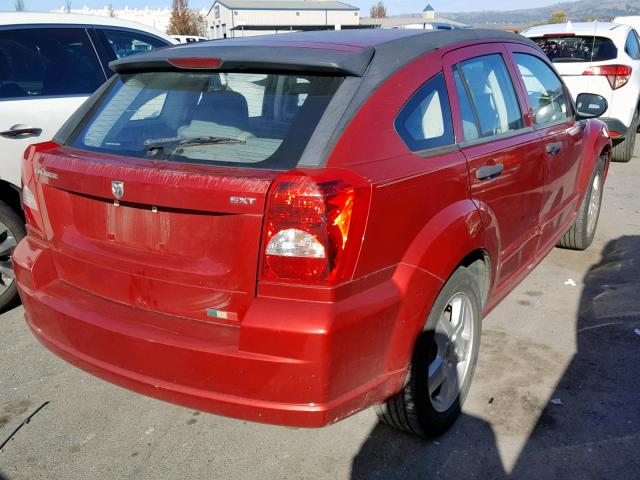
[110,29,535,77]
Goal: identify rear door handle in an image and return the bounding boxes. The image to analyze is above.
[546,142,562,156]
[0,125,42,138]
[476,163,504,181]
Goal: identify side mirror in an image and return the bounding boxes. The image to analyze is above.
[575,93,608,120]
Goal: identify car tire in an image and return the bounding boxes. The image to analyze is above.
[0,200,25,311]
[611,114,638,163]
[557,156,605,251]
[375,266,482,438]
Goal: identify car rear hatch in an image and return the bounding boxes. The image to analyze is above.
[529,34,619,113]
[37,148,276,324]
[29,48,363,324]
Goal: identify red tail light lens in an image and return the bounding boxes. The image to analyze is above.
[583,65,632,90]
[22,141,58,232]
[261,170,371,285]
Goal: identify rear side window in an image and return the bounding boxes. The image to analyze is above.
[101,29,168,60]
[514,53,568,125]
[531,36,618,63]
[395,73,454,152]
[0,28,105,99]
[71,71,343,170]
[456,54,524,138]
[625,30,640,60]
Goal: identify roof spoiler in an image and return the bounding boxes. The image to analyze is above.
[110,45,376,77]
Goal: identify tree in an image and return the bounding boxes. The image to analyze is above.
[167,0,203,36]
[64,0,71,13]
[548,10,567,24]
[107,4,116,17]
[370,1,387,19]
[14,0,25,11]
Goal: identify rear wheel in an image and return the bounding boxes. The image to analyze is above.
[0,200,24,311]
[611,115,638,163]
[375,266,482,437]
[557,157,605,250]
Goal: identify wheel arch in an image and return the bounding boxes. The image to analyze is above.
[0,180,24,223]
[382,201,494,387]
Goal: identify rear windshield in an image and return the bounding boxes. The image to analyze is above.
[71,71,343,169]
[531,36,618,63]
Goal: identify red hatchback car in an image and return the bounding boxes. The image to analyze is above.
[15,29,611,437]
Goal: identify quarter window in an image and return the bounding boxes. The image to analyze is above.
[514,53,568,125]
[456,54,524,138]
[395,72,454,152]
[0,28,105,99]
[625,30,640,60]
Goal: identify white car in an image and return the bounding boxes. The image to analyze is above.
[173,35,208,43]
[0,12,174,308]
[522,22,640,163]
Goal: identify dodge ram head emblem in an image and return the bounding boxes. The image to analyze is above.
[111,180,124,199]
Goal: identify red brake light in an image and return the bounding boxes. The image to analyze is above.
[583,65,632,89]
[167,57,223,69]
[261,170,371,285]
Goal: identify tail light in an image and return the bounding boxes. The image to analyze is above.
[261,169,371,285]
[583,65,632,90]
[22,141,58,233]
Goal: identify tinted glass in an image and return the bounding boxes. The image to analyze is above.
[0,28,105,99]
[395,73,454,152]
[625,31,640,59]
[458,54,524,138]
[514,53,568,125]
[102,29,168,60]
[72,71,343,170]
[531,36,618,63]
[453,68,480,141]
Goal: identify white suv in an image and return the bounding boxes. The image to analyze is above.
[522,22,640,163]
[0,12,174,309]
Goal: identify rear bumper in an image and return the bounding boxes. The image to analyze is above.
[599,117,631,140]
[15,236,438,427]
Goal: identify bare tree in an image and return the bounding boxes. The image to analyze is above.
[107,4,116,17]
[64,0,72,13]
[167,0,202,36]
[370,1,387,19]
[14,0,25,11]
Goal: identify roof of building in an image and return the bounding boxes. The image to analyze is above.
[215,1,359,11]
[424,4,434,11]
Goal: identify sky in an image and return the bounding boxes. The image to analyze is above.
[3,0,579,15]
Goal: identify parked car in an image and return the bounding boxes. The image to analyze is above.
[522,22,640,163]
[0,12,174,310]
[173,34,208,43]
[15,29,611,437]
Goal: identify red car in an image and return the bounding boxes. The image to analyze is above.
[15,29,611,437]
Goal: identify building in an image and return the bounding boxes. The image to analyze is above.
[360,4,467,30]
[206,1,360,39]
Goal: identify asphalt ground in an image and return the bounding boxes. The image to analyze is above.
[1,141,639,480]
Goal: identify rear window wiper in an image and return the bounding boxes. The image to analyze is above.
[144,136,246,157]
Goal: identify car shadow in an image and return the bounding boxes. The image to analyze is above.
[351,235,640,479]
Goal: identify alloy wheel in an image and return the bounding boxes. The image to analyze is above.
[428,292,475,413]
